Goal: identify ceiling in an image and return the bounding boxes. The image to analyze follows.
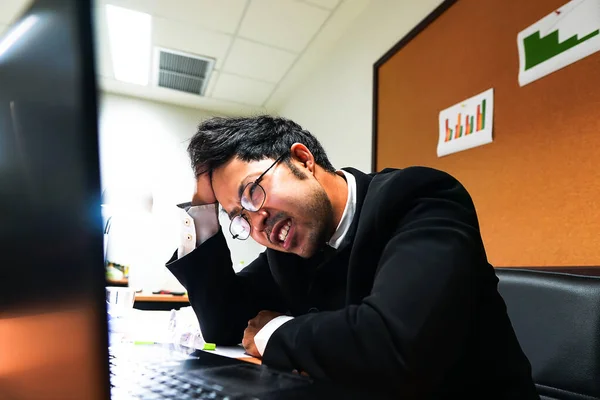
[0,1,31,32]
[0,0,369,115]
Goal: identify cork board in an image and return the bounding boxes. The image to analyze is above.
[373,0,600,267]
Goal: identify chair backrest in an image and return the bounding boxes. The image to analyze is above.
[496,268,600,400]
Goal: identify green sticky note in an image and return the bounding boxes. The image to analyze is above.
[203,343,216,351]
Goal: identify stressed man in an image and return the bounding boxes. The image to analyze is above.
[166,115,538,398]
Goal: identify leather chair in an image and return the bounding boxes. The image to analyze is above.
[496,268,600,400]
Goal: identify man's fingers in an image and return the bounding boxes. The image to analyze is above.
[192,171,217,206]
[245,343,260,358]
[242,328,252,349]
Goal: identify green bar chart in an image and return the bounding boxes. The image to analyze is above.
[518,0,600,86]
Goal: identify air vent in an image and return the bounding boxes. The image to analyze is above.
[153,48,215,96]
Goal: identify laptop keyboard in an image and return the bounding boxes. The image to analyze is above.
[109,350,258,400]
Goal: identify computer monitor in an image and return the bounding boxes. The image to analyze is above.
[0,0,110,398]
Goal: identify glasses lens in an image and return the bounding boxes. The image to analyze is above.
[230,215,250,240]
[241,183,265,212]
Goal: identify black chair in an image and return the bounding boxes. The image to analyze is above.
[496,268,600,400]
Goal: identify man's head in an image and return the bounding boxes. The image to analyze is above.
[188,115,339,258]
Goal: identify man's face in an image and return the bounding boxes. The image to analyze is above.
[212,156,334,258]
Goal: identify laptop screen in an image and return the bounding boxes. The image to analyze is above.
[0,0,110,398]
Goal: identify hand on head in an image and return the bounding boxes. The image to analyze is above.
[192,172,217,206]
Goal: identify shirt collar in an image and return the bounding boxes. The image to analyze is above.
[327,170,357,249]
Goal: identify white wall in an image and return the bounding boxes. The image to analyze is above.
[98,94,265,291]
[98,0,445,290]
[278,0,443,172]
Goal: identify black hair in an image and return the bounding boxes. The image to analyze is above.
[187,115,336,176]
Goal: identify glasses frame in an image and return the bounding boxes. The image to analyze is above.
[229,152,288,240]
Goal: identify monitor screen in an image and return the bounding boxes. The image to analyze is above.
[0,0,109,398]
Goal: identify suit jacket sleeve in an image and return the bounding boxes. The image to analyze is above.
[167,230,287,344]
[262,168,484,394]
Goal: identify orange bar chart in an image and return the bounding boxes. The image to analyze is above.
[444,98,487,142]
[438,88,494,157]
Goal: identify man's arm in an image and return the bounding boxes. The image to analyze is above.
[167,231,287,345]
[167,172,286,345]
[261,170,484,394]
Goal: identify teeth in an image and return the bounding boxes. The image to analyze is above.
[278,220,292,242]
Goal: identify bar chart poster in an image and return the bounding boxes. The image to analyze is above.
[437,88,494,157]
[518,0,600,87]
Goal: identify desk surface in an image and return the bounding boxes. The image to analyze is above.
[135,293,189,303]
[124,309,262,365]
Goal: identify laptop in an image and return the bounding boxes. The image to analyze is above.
[0,1,383,399]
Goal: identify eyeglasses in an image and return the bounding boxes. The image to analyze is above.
[229,153,287,240]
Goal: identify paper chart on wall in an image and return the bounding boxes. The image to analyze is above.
[517,0,600,86]
[437,88,494,158]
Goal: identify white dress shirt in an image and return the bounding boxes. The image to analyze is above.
[178,170,357,356]
[176,202,219,258]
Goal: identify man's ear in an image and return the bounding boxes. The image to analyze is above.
[290,143,315,172]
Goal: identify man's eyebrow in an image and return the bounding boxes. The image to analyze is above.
[237,177,248,201]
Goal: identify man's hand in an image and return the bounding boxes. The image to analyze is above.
[192,172,217,206]
[242,310,283,358]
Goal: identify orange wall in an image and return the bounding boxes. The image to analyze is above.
[376,0,600,267]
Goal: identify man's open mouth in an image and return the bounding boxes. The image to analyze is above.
[271,218,292,246]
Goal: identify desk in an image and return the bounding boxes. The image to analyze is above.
[135,293,189,302]
[121,309,262,365]
[106,277,128,287]
[114,312,381,398]
[134,293,189,311]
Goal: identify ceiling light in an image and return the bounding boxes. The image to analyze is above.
[105,4,152,85]
[0,15,38,58]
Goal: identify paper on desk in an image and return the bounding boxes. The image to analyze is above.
[127,309,174,343]
[170,306,206,349]
[204,345,247,359]
[121,307,205,349]
[204,345,262,365]
[124,309,260,363]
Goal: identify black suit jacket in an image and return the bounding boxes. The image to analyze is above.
[167,167,539,398]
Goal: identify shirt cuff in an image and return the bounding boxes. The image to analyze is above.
[254,315,294,356]
[177,203,219,259]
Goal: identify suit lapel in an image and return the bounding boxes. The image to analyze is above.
[341,168,385,305]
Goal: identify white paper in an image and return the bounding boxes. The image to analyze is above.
[437,88,494,157]
[517,0,600,87]
[113,310,254,361]
[127,309,174,343]
[203,345,249,359]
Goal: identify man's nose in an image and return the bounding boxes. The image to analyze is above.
[247,209,268,233]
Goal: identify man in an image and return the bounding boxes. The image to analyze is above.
[166,115,538,398]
